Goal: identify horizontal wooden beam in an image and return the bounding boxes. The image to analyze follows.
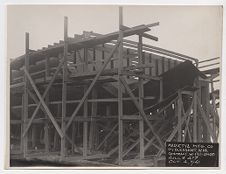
[199,62,220,69]
[121,25,158,41]
[199,57,220,64]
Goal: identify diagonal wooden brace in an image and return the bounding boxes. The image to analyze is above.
[166,97,193,142]
[65,39,121,131]
[197,97,217,142]
[97,123,118,150]
[22,59,65,137]
[119,76,165,151]
[123,121,160,158]
[27,88,46,114]
[24,69,64,138]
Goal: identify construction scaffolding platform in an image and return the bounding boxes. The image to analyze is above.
[9,8,220,167]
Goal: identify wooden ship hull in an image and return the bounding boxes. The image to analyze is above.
[9,12,220,167]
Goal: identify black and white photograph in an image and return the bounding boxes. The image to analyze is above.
[5,4,223,169]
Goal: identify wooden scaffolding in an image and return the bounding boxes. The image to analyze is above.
[10,8,220,166]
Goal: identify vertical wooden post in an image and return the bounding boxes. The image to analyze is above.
[177,90,182,142]
[44,92,49,153]
[22,32,29,157]
[83,86,88,157]
[202,81,211,142]
[83,48,88,157]
[71,122,75,154]
[159,78,163,101]
[138,35,144,159]
[20,94,24,153]
[54,103,61,151]
[45,55,50,81]
[118,6,123,165]
[193,78,198,142]
[210,78,216,135]
[104,105,111,151]
[89,88,97,151]
[31,124,36,149]
[44,54,50,152]
[197,78,202,142]
[61,16,68,158]
[102,44,105,65]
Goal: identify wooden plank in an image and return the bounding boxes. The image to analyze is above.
[149,54,152,76]
[12,95,156,109]
[89,31,197,63]
[164,58,169,72]
[199,57,220,64]
[169,59,175,69]
[45,55,50,80]
[199,62,220,69]
[158,57,163,75]
[152,55,158,76]
[143,52,149,75]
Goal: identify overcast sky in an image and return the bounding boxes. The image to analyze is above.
[7,5,223,61]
